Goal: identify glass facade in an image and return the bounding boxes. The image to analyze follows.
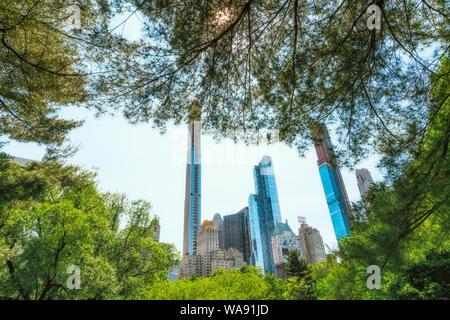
[183,118,202,256]
[223,207,251,264]
[248,155,281,274]
[313,127,352,241]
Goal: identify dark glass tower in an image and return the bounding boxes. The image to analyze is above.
[183,102,202,256]
[223,207,252,264]
[248,155,282,274]
[312,126,352,241]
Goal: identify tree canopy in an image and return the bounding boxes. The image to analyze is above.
[0,155,178,299]
[0,0,142,148]
[313,56,449,300]
[91,0,450,165]
[2,1,447,165]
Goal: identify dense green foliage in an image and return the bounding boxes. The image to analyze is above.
[0,0,142,150]
[0,156,178,299]
[141,266,287,300]
[284,250,309,278]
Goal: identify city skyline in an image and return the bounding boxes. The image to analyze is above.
[0,11,385,257]
[3,107,382,254]
[223,207,252,265]
[1,0,445,301]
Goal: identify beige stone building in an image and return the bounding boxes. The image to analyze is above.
[297,223,327,265]
[211,248,244,274]
[180,220,245,278]
[179,254,201,279]
[197,220,219,277]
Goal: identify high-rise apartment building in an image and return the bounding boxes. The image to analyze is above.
[179,254,201,279]
[223,207,252,264]
[298,223,327,265]
[181,220,245,279]
[197,220,219,277]
[248,155,282,274]
[211,248,244,274]
[183,102,202,256]
[213,213,225,249]
[356,168,374,198]
[312,126,352,240]
[271,220,301,279]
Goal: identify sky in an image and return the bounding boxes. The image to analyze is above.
[2,12,384,253]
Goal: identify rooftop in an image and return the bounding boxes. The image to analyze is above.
[272,222,294,236]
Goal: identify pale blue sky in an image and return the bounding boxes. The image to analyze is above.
[2,13,384,253]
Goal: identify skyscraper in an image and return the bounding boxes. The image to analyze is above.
[248,155,282,274]
[183,102,202,256]
[197,220,219,277]
[223,207,252,264]
[356,168,374,198]
[298,222,327,265]
[213,213,225,250]
[271,220,301,279]
[312,126,352,240]
[185,220,245,278]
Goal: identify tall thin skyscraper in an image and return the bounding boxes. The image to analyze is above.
[312,126,352,240]
[248,155,282,274]
[183,102,202,256]
[223,207,252,264]
[356,168,374,198]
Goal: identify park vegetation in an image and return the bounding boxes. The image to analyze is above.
[0,0,448,299]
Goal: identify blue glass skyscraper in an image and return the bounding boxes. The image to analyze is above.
[248,155,282,274]
[183,102,202,256]
[312,126,352,241]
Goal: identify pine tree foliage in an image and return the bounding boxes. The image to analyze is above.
[313,57,449,300]
[97,0,450,165]
[0,0,143,147]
